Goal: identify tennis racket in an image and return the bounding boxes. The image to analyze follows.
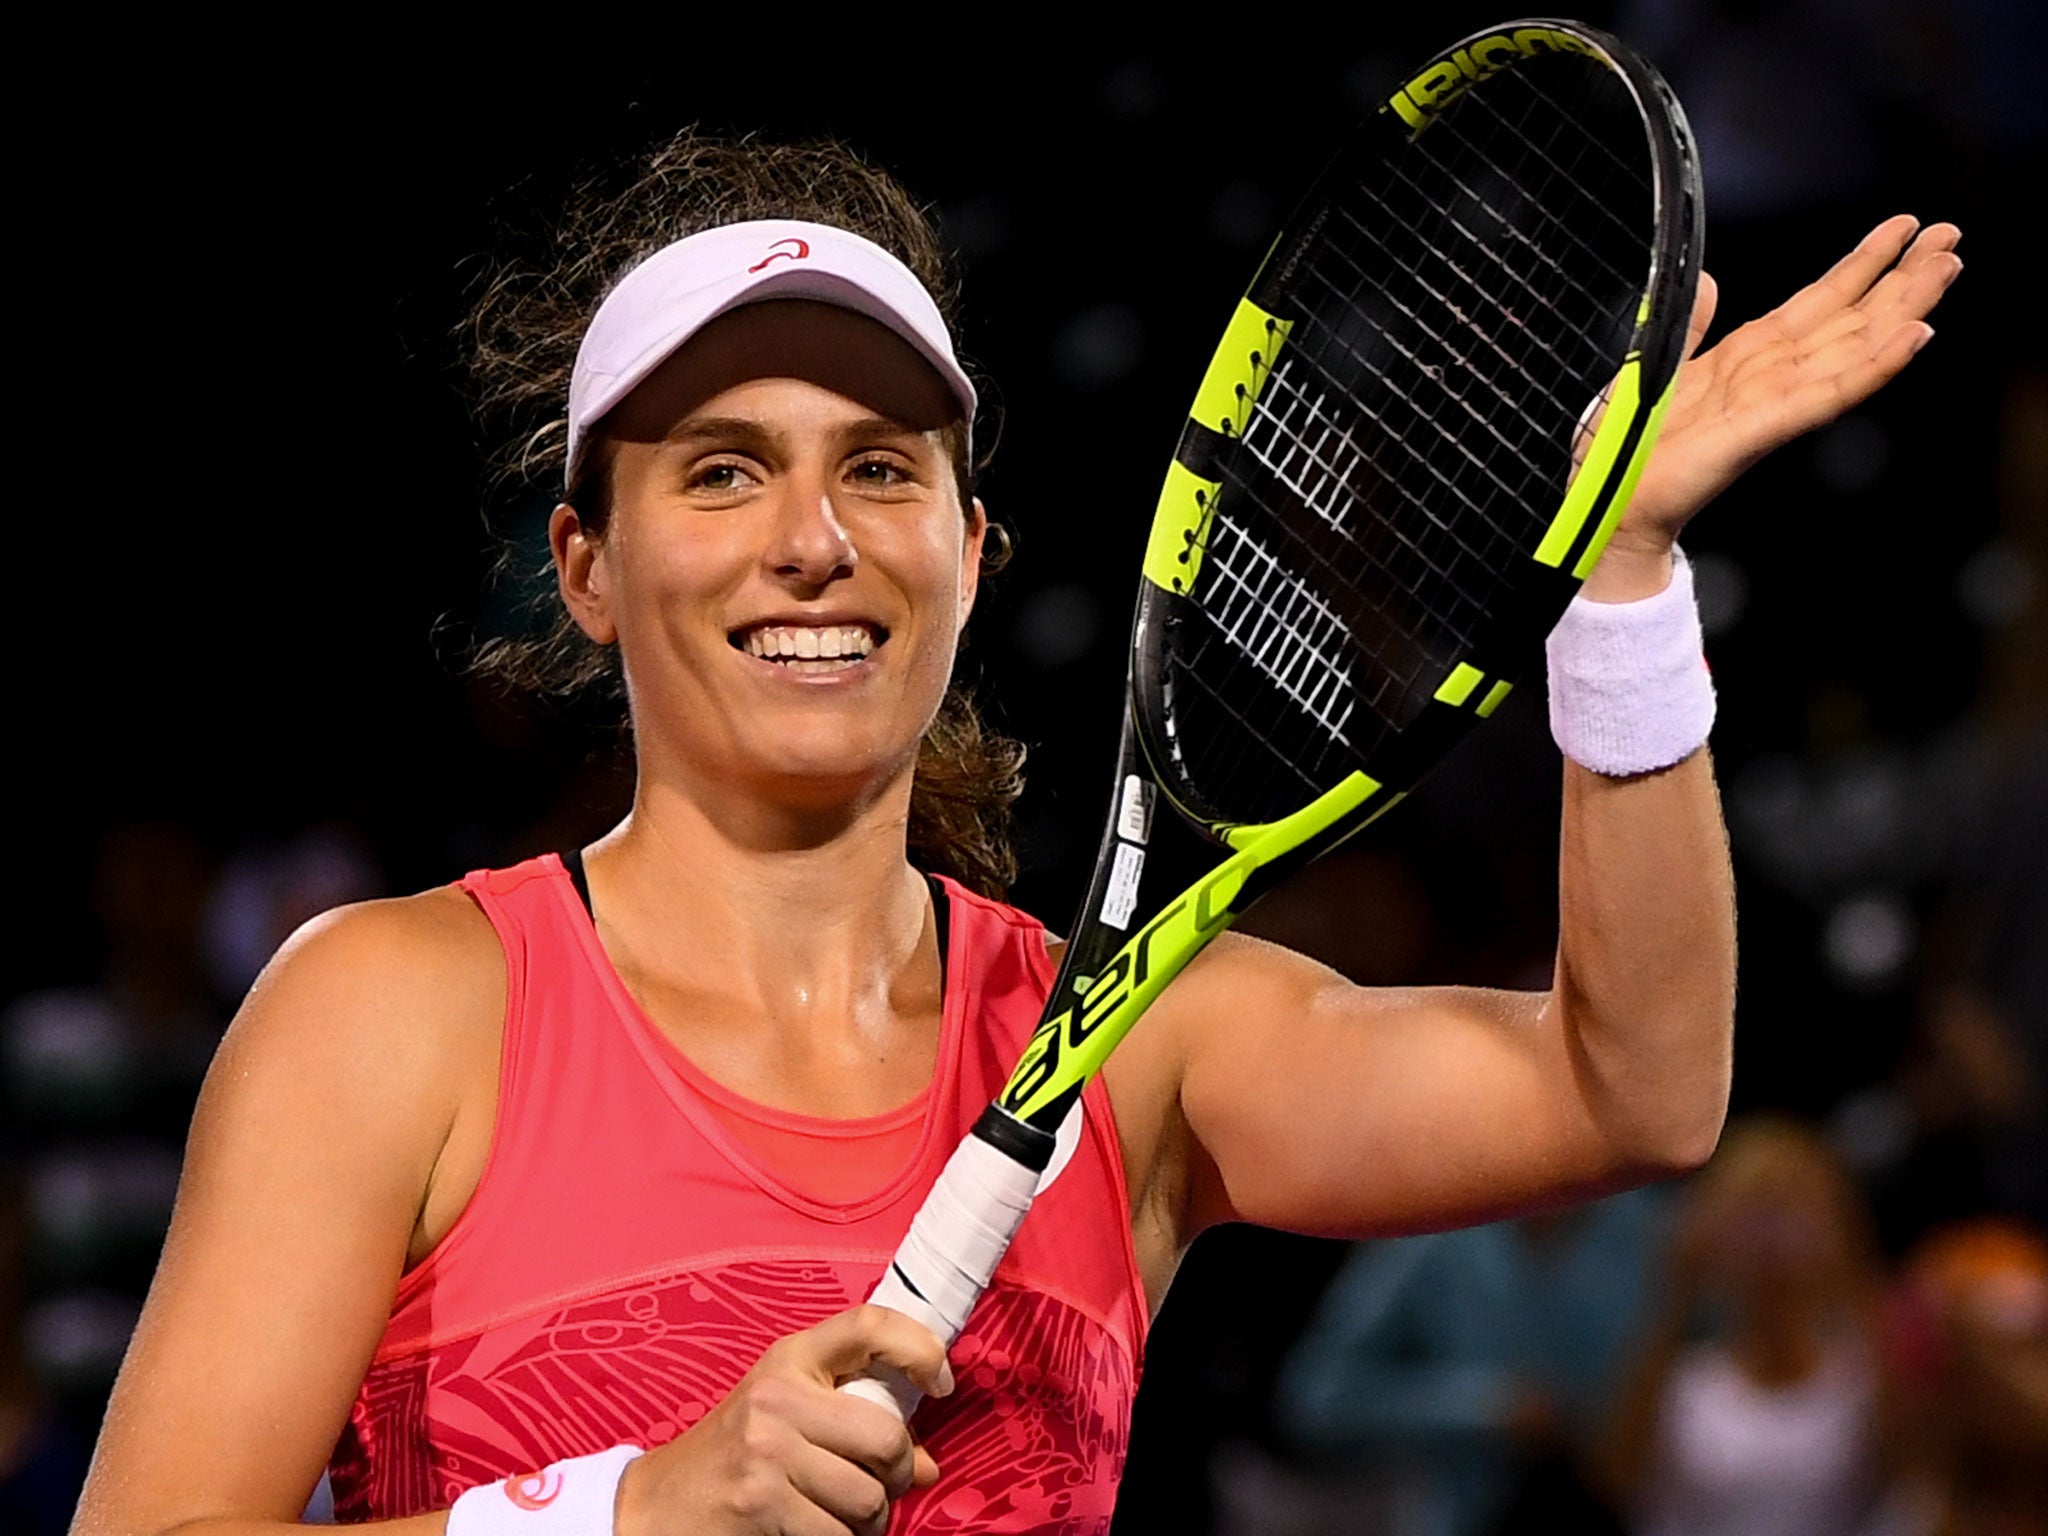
[846,16,1704,1419]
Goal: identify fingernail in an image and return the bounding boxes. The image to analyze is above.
[1913,328,1934,354]
[937,1359,956,1397]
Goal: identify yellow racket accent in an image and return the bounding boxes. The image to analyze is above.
[1572,376,1677,579]
[1190,299,1293,438]
[1142,461,1223,594]
[1434,662,1486,707]
[1476,680,1514,718]
[1533,355,1645,568]
[1388,26,1598,132]
[998,771,1386,1123]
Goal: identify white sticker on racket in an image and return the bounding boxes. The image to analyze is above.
[1101,842,1146,930]
[1117,776,1153,844]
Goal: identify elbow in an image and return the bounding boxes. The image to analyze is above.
[1558,986,1733,1185]
[1607,1078,1728,1184]
[1635,1111,1724,1181]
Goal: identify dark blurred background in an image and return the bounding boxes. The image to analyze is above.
[8,1,2045,1530]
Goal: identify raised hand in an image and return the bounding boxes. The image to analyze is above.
[1587,216,1963,599]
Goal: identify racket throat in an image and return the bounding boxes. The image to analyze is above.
[973,1102,1058,1172]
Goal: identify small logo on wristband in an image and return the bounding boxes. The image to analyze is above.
[505,1470,564,1510]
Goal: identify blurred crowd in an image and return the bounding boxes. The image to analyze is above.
[9,0,2043,1530]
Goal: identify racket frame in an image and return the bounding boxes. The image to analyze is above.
[847,14,1704,1422]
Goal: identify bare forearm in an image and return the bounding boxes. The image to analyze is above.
[166,1521,447,1536]
[1552,748,1735,1173]
[75,1515,445,1536]
[1533,212,1962,1174]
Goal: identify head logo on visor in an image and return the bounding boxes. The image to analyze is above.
[565,220,976,487]
[748,237,811,273]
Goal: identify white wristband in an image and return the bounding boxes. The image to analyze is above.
[1546,551,1715,776]
[448,1444,644,1536]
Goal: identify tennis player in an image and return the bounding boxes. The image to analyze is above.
[74,132,1960,1536]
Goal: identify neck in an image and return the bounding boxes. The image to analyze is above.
[580,767,939,1106]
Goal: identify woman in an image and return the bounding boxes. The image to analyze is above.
[1601,1119,1908,1536]
[73,131,1960,1535]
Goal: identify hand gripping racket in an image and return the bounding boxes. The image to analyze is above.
[845,16,1703,1419]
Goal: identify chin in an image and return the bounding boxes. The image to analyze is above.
[742,739,916,810]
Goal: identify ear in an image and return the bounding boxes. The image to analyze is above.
[549,501,617,645]
[960,497,990,621]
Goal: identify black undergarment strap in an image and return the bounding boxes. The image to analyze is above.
[924,873,950,993]
[560,847,594,918]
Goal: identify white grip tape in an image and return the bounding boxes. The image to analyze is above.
[843,1132,1043,1420]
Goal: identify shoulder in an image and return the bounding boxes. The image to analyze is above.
[242,884,502,1048]
[198,884,505,1174]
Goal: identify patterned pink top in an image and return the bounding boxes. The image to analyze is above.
[328,856,1148,1533]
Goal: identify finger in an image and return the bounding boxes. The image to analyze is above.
[797,1304,955,1399]
[1832,230,1963,333]
[1774,214,1922,333]
[1798,246,1961,357]
[786,1440,895,1536]
[773,1379,922,1501]
[1681,272,1719,362]
[1777,320,1935,435]
[912,1443,941,1489]
[1902,220,1963,259]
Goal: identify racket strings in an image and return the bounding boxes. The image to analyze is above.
[1495,66,1656,219]
[1286,265,1560,531]
[1331,189,1618,407]
[1360,145,1637,369]
[1242,352,1508,654]
[1205,355,1496,780]
[1154,52,1657,826]
[1190,508,1360,747]
[1321,203,1587,457]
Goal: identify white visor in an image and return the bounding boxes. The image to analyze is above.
[564,219,976,486]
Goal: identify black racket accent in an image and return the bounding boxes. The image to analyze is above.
[971,1103,1058,1171]
[1133,23,1701,831]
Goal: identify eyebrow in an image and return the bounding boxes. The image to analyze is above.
[664,414,938,451]
[665,416,782,451]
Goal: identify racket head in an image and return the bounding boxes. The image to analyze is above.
[1132,19,1704,840]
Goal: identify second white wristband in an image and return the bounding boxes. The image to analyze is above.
[447,1444,645,1536]
[1545,551,1715,776]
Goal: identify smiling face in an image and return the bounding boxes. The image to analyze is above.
[551,299,985,819]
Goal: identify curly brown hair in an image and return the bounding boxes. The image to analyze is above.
[464,129,1025,897]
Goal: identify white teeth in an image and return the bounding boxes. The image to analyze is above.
[741,625,879,665]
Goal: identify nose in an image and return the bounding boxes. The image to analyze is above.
[767,479,859,588]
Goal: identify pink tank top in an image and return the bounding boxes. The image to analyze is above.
[328,856,1148,1533]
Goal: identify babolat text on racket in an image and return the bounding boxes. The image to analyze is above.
[846,16,1704,1418]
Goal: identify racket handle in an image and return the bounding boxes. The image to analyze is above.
[842,1123,1045,1421]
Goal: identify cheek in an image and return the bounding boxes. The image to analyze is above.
[606,535,743,671]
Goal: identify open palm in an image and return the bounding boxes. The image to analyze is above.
[1616,215,1963,560]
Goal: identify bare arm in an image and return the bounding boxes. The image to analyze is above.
[1164,743,1732,1241]
[1105,217,1963,1292]
[74,889,501,1536]
[74,889,954,1536]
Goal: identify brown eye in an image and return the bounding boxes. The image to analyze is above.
[692,461,756,493]
[849,457,912,487]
